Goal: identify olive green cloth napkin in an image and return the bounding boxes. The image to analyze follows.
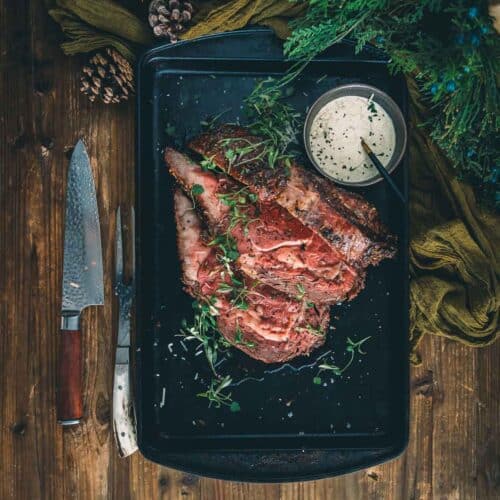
[407,79,499,363]
[47,0,499,362]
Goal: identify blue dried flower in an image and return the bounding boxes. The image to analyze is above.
[446,81,457,92]
[430,84,439,95]
[491,168,498,183]
[375,35,385,44]
[466,149,476,158]
[468,7,479,18]
[470,33,481,46]
[455,33,465,45]
[463,65,471,73]
[480,25,489,34]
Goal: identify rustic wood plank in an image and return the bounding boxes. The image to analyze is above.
[0,1,499,499]
[280,473,364,500]
[201,478,279,500]
[0,1,64,499]
[476,341,500,499]
[427,339,479,499]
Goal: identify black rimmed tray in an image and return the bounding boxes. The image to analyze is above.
[135,28,409,482]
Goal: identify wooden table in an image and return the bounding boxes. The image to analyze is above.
[1,2,499,498]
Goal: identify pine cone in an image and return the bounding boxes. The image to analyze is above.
[148,0,194,42]
[80,49,134,104]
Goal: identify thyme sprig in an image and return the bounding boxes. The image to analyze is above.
[218,186,258,235]
[240,63,305,170]
[314,336,372,384]
[200,156,223,173]
[180,297,230,376]
[197,375,241,412]
[295,283,306,301]
[234,327,256,348]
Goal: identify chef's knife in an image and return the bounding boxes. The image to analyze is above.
[112,207,138,457]
[58,140,104,425]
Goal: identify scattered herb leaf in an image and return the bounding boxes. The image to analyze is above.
[191,184,204,196]
[197,375,237,409]
[314,336,372,382]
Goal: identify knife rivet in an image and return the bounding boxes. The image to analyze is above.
[118,385,123,390]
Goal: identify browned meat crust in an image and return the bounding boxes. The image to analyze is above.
[189,125,397,267]
[166,147,365,303]
[174,189,328,364]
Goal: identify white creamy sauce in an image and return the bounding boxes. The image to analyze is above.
[309,95,396,183]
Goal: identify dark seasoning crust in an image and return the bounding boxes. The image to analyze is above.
[189,125,397,268]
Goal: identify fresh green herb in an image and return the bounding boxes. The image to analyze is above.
[216,137,269,172]
[197,375,238,409]
[165,123,176,137]
[367,99,378,122]
[241,63,305,170]
[180,297,230,375]
[200,156,222,173]
[315,336,372,382]
[313,376,323,385]
[230,401,241,412]
[218,187,258,235]
[208,233,240,276]
[217,276,256,312]
[299,323,326,337]
[295,283,306,301]
[317,361,343,376]
[191,184,204,196]
[225,148,237,166]
[234,327,256,348]
[200,108,231,129]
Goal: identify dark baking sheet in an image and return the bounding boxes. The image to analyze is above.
[135,28,409,480]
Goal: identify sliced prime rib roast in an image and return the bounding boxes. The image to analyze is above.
[189,125,397,267]
[166,148,365,304]
[174,189,328,363]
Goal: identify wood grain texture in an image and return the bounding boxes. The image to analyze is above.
[0,1,499,499]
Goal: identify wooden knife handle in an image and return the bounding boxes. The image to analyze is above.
[57,329,83,425]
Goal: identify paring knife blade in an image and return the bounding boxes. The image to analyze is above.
[112,207,138,457]
[58,140,104,426]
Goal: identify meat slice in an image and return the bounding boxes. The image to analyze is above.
[189,125,397,267]
[167,148,365,303]
[174,190,329,363]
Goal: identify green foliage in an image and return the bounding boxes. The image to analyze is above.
[197,375,240,410]
[190,184,204,196]
[314,336,372,383]
[181,297,231,376]
[243,64,304,169]
[284,0,499,208]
